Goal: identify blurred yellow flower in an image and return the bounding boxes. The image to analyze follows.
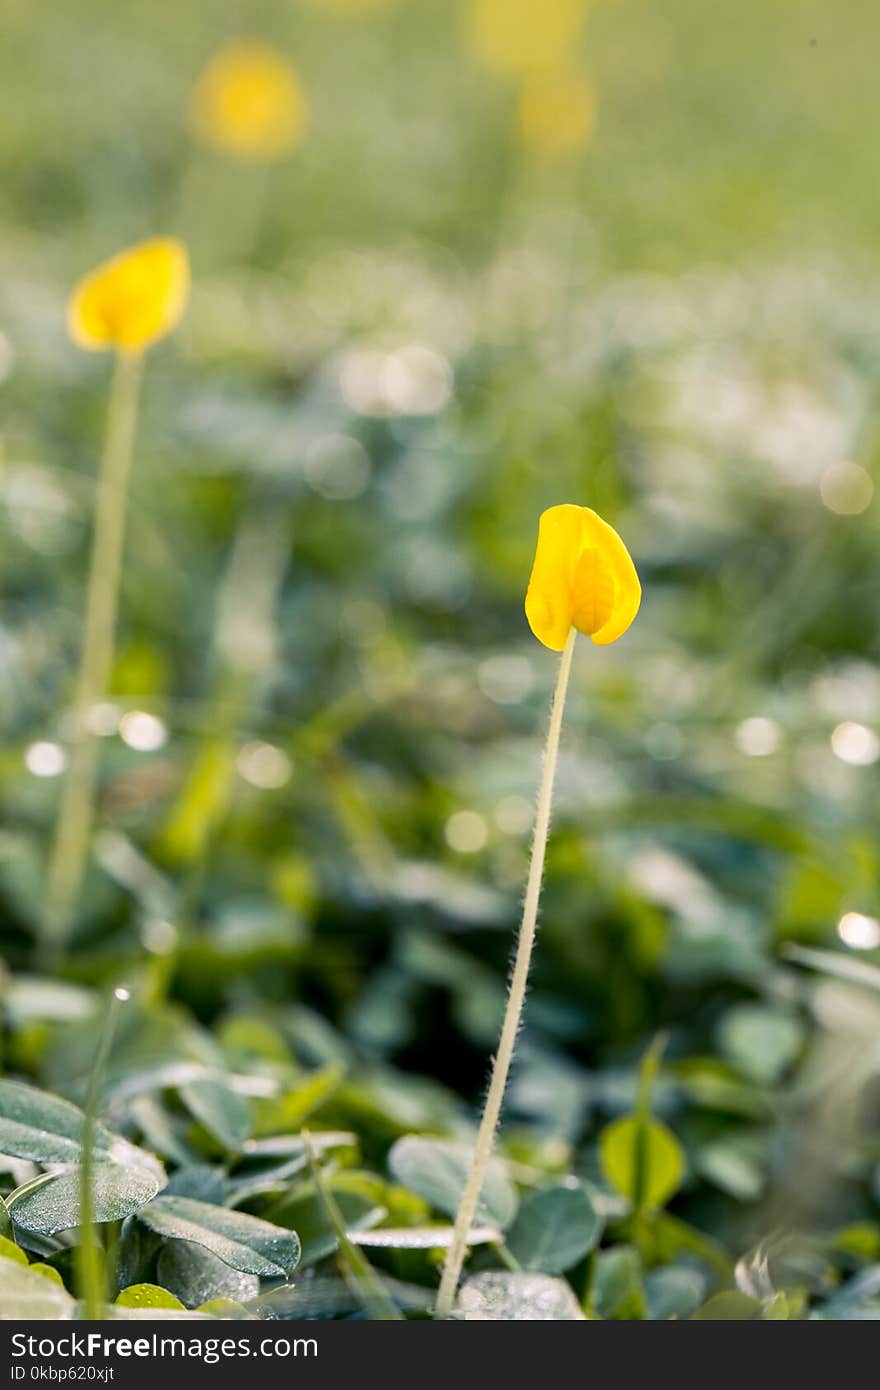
[519,67,597,159]
[525,504,641,650]
[68,238,190,354]
[191,41,307,161]
[467,0,587,76]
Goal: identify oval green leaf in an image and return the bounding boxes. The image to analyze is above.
[8,1162,162,1235]
[179,1080,251,1152]
[506,1183,602,1274]
[388,1137,517,1229]
[137,1196,300,1277]
[116,1284,185,1311]
[599,1115,685,1211]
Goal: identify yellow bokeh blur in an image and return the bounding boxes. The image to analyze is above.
[467,0,588,76]
[519,66,597,159]
[191,40,308,161]
[68,238,190,354]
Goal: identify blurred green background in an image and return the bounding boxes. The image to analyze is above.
[2,0,880,1317]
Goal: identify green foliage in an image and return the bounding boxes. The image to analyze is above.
[137,1197,301,1277]
[717,1006,805,1086]
[1,0,880,1324]
[116,1283,185,1311]
[388,1137,518,1228]
[505,1183,602,1274]
[179,1079,252,1152]
[8,1163,162,1235]
[591,1248,646,1320]
[599,1117,685,1214]
[0,1234,28,1267]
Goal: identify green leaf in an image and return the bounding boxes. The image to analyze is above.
[0,1257,74,1319]
[196,1298,258,1319]
[239,1131,355,1159]
[157,1241,260,1307]
[644,1266,706,1320]
[100,1305,211,1322]
[0,1079,112,1165]
[459,1272,585,1320]
[718,1005,805,1085]
[692,1291,762,1320]
[0,1079,164,1182]
[388,1137,518,1229]
[266,1184,384,1267]
[8,1162,162,1235]
[164,1165,227,1205]
[592,1246,646,1320]
[506,1183,602,1274]
[599,1115,685,1211]
[783,944,880,993]
[253,1066,343,1136]
[816,1267,880,1320]
[116,1284,185,1311]
[646,1213,732,1278]
[696,1134,766,1201]
[137,1196,300,1277]
[0,1233,28,1266]
[179,1079,251,1151]
[3,977,96,1027]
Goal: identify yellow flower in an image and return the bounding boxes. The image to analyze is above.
[191,41,307,161]
[467,0,587,76]
[68,238,190,354]
[519,67,597,160]
[525,504,641,650]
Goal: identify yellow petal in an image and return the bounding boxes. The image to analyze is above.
[68,238,190,354]
[191,41,308,161]
[525,504,641,650]
[525,504,587,651]
[582,510,642,645]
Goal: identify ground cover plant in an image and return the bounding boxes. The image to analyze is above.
[2,0,880,1321]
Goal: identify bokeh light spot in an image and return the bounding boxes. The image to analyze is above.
[237,741,292,789]
[445,809,488,853]
[820,462,874,516]
[735,716,781,757]
[831,721,879,766]
[25,741,67,778]
[838,912,880,950]
[119,711,168,752]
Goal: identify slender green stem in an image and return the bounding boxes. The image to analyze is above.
[42,351,144,961]
[303,1132,402,1321]
[76,986,129,1319]
[632,1031,668,1236]
[436,628,577,1318]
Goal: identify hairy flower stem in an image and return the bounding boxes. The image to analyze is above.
[41,352,143,962]
[436,628,577,1318]
[76,986,128,1319]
